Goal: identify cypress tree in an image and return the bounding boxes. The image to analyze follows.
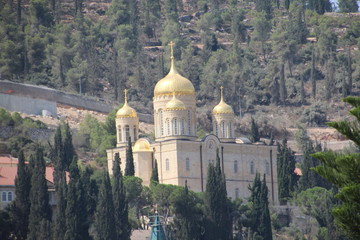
[150,159,159,185]
[310,46,316,99]
[65,158,90,240]
[95,171,116,240]
[52,127,67,240]
[250,117,260,143]
[125,136,135,176]
[277,139,298,203]
[81,166,98,219]
[112,153,131,240]
[12,150,31,240]
[204,149,232,240]
[249,173,273,240]
[62,122,76,170]
[259,175,272,240]
[27,147,52,240]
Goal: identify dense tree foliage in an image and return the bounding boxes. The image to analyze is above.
[312,97,360,240]
[277,139,298,203]
[112,153,131,240]
[125,136,135,176]
[27,146,52,240]
[204,149,232,240]
[12,150,31,239]
[248,173,272,240]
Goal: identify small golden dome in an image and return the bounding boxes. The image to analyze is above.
[116,89,138,118]
[154,41,195,97]
[213,86,234,115]
[165,92,186,111]
[133,139,153,152]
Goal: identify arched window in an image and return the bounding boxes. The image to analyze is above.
[181,118,185,135]
[228,122,232,138]
[266,161,270,175]
[125,125,130,141]
[186,158,190,171]
[187,110,191,135]
[118,126,122,142]
[8,192,12,201]
[2,192,6,201]
[234,160,238,173]
[250,161,255,174]
[160,110,164,136]
[235,188,239,199]
[133,126,137,141]
[166,119,170,135]
[173,118,178,135]
[215,122,219,136]
[166,159,170,171]
[221,121,225,138]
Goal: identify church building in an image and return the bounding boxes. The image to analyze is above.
[107,43,279,203]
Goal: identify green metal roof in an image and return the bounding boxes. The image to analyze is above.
[149,215,167,240]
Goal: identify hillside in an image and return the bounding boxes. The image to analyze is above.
[1,0,360,141]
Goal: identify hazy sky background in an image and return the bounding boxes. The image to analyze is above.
[330,0,360,11]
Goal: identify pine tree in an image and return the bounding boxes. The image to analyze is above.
[150,159,159,185]
[95,171,116,240]
[338,0,359,12]
[298,142,330,192]
[171,181,203,240]
[312,97,360,239]
[27,147,52,240]
[250,117,260,143]
[204,149,232,240]
[12,150,31,240]
[52,127,67,240]
[255,0,273,19]
[112,153,131,239]
[125,136,135,176]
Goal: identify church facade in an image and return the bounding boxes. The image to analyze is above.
[107,44,279,203]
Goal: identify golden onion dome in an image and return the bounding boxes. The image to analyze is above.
[154,41,195,97]
[133,139,153,152]
[116,89,138,118]
[165,92,186,111]
[213,86,234,115]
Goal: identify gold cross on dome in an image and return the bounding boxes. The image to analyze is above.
[168,41,175,59]
[220,86,224,100]
[124,89,128,103]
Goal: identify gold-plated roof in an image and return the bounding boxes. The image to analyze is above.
[154,41,195,97]
[133,139,153,152]
[212,86,234,115]
[165,92,186,110]
[116,89,138,118]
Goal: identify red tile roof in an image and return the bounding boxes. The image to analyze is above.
[0,167,69,186]
[0,155,18,166]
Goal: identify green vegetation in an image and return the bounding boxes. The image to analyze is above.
[313,97,360,240]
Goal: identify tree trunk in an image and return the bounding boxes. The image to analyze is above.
[311,46,316,99]
[347,46,352,95]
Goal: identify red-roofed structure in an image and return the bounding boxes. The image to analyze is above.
[0,155,69,209]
